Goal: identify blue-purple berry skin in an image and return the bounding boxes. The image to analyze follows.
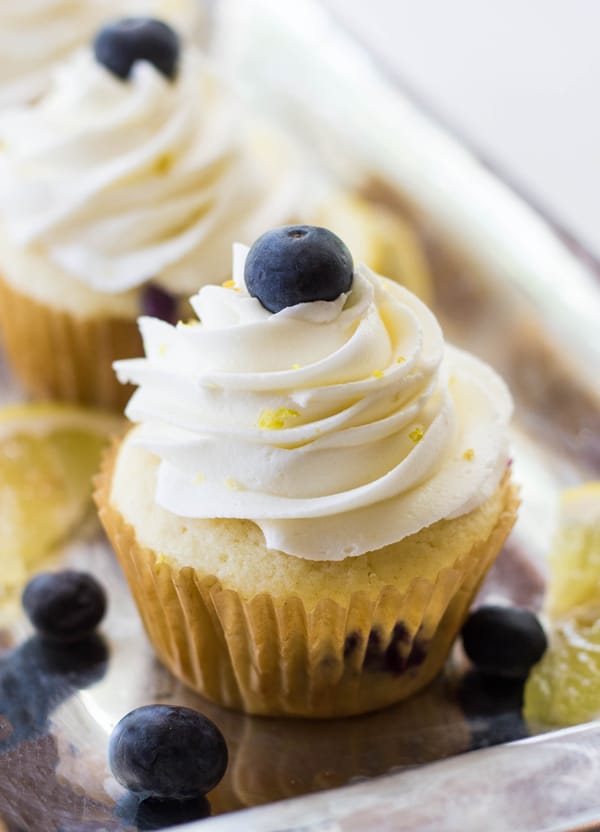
[461,606,547,679]
[244,225,354,313]
[22,571,107,643]
[141,284,178,323]
[109,705,228,800]
[94,18,180,81]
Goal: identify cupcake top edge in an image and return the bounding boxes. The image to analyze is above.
[113,226,514,561]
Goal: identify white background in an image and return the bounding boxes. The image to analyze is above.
[323,0,600,260]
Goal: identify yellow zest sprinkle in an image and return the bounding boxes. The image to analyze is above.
[257,408,300,430]
[222,279,235,288]
[179,319,199,329]
[372,370,384,379]
[291,363,301,370]
[155,553,170,566]
[158,343,168,357]
[463,448,475,461]
[154,153,173,175]
[409,426,424,443]
[225,477,242,491]
[396,356,406,364]
[449,375,456,386]
[194,472,205,485]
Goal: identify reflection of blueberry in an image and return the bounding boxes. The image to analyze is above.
[23,571,107,644]
[94,18,180,81]
[141,284,178,323]
[116,792,211,830]
[244,226,354,313]
[461,606,547,678]
[459,670,529,750]
[0,635,108,752]
[109,705,228,800]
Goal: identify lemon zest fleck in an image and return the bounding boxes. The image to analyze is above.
[158,343,168,357]
[222,279,235,289]
[225,477,242,491]
[291,363,301,370]
[396,356,406,364]
[257,408,301,430]
[154,153,173,175]
[463,449,475,461]
[372,370,384,379]
[409,426,424,443]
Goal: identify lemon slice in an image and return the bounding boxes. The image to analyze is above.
[524,603,600,727]
[0,403,123,592]
[524,482,600,726]
[312,191,433,303]
[545,482,600,617]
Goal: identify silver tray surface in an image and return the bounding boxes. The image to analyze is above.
[1,1,600,830]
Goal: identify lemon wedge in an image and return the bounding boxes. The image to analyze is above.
[524,482,600,726]
[0,403,122,592]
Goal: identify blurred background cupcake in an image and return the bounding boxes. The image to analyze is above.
[0,18,312,408]
[0,0,204,110]
[0,15,431,410]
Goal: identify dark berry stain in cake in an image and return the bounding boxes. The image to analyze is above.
[343,632,362,658]
[141,283,179,323]
[355,623,428,675]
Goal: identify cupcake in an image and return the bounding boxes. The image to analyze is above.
[0,17,431,410]
[0,0,203,110]
[0,18,308,409]
[96,225,518,718]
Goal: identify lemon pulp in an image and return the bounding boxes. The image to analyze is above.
[524,482,600,726]
[0,403,122,592]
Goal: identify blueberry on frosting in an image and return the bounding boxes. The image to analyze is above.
[244,225,354,313]
[93,18,180,81]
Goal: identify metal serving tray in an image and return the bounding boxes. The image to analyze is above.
[1,1,600,829]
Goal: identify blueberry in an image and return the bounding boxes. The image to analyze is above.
[141,283,178,323]
[461,605,547,679]
[94,18,180,81]
[244,225,353,313]
[109,705,228,800]
[22,571,107,644]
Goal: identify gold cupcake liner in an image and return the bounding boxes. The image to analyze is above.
[0,273,140,410]
[96,445,519,718]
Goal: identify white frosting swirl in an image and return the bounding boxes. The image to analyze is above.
[0,49,305,294]
[0,0,202,109]
[115,246,512,561]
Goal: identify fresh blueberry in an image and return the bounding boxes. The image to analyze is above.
[109,705,228,800]
[94,18,180,81]
[244,225,354,313]
[22,571,107,644]
[461,605,547,679]
[141,283,178,323]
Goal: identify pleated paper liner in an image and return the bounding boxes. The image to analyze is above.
[0,273,141,410]
[96,444,518,718]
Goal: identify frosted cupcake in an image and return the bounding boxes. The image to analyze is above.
[96,225,518,718]
[0,0,202,110]
[0,18,307,409]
